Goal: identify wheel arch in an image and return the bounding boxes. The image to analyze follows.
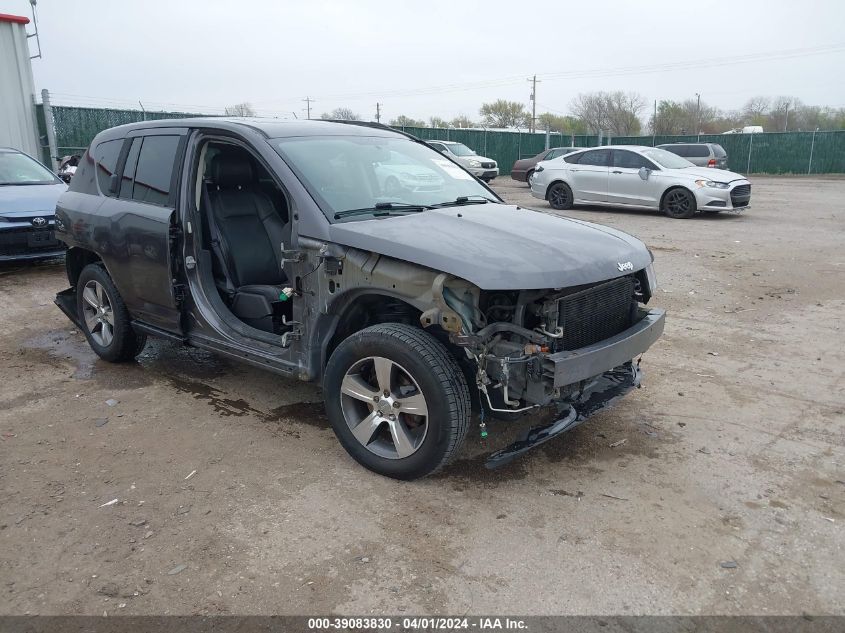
[544,178,571,200]
[659,184,696,210]
[65,247,103,287]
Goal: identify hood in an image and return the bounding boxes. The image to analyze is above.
[0,183,67,217]
[327,204,651,290]
[454,154,495,166]
[677,166,746,182]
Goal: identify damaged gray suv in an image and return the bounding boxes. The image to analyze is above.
[54,119,664,479]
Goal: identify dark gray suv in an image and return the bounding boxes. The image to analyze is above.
[657,142,728,169]
[54,119,664,479]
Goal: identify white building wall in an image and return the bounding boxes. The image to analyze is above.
[0,16,40,158]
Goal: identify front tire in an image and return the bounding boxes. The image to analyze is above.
[547,182,574,210]
[662,187,697,219]
[76,263,147,362]
[323,323,470,480]
[525,170,534,187]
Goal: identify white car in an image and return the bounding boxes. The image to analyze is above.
[374,150,445,195]
[426,140,499,182]
[530,145,751,219]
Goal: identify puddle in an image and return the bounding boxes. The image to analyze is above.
[266,401,328,428]
[166,375,259,417]
[23,330,98,379]
[137,340,231,379]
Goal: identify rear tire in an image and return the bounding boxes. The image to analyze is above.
[662,187,697,219]
[76,263,147,362]
[547,182,574,210]
[323,323,470,480]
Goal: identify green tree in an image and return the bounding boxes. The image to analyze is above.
[389,115,426,128]
[536,112,587,134]
[479,100,530,128]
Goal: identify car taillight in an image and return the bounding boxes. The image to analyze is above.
[708,159,716,167]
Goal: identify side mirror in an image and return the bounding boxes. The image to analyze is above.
[638,166,650,181]
[441,149,449,155]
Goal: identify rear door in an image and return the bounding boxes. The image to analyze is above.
[567,149,609,202]
[95,128,188,333]
[684,144,710,167]
[608,149,661,207]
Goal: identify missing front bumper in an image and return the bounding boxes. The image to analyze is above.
[485,362,642,469]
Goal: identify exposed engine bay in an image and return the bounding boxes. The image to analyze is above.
[428,266,657,416]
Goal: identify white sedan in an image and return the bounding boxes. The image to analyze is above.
[530,145,751,219]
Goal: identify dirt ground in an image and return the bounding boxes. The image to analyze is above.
[1,176,843,616]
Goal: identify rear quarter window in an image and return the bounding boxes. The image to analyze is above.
[66,149,99,195]
[687,145,710,158]
[712,144,727,158]
[93,139,124,196]
[564,152,583,164]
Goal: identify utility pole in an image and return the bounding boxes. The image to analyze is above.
[375,102,381,123]
[527,75,540,133]
[652,99,657,146]
[695,92,701,141]
[302,96,314,120]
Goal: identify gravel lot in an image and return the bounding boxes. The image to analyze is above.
[1,176,843,616]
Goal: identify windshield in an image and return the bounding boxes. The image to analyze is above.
[445,143,476,156]
[272,136,495,221]
[641,148,695,169]
[0,151,59,185]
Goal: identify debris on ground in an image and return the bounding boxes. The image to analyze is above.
[98,498,119,508]
[708,351,719,356]
[95,418,108,427]
[144,530,154,539]
[720,561,738,569]
[698,447,712,455]
[129,518,146,527]
[602,493,629,501]
[609,439,627,448]
[105,399,119,407]
[97,582,120,597]
[184,470,197,480]
[167,564,187,575]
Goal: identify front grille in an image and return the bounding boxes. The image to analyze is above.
[557,276,636,350]
[731,184,751,207]
[481,161,495,169]
[0,227,60,256]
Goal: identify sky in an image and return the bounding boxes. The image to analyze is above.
[9,0,845,123]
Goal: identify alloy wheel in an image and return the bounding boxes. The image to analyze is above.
[550,184,570,208]
[339,356,429,459]
[81,280,115,347]
[665,190,692,215]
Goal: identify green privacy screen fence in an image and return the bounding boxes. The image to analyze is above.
[396,126,845,176]
[36,104,845,176]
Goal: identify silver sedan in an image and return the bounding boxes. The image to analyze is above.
[530,145,751,219]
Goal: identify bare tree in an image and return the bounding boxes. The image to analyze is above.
[650,98,718,135]
[570,91,645,135]
[770,96,800,132]
[479,100,530,128]
[450,115,475,128]
[429,116,449,128]
[742,96,771,126]
[389,115,426,128]
[320,107,360,121]
[224,102,256,117]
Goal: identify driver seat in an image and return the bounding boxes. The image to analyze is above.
[204,149,287,332]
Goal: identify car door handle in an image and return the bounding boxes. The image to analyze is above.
[612,170,623,174]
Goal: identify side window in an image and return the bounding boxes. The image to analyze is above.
[130,135,181,206]
[674,145,690,157]
[612,150,654,169]
[546,149,562,160]
[687,145,710,158]
[712,144,727,158]
[429,143,445,152]
[93,139,123,196]
[578,149,610,167]
[564,152,583,164]
[119,138,142,198]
